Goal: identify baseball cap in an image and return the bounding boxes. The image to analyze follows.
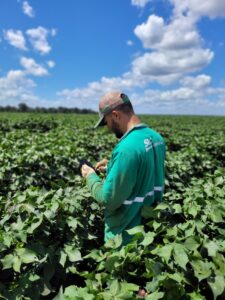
[94,92,131,128]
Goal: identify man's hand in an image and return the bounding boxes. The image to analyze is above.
[95,158,108,173]
[81,164,95,178]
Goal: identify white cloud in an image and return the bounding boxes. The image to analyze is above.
[134,15,165,49]
[180,74,211,89]
[127,40,134,46]
[55,0,225,114]
[129,75,225,115]
[47,60,56,68]
[0,70,36,105]
[170,0,225,19]
[51,29,57,36]
[131,0,151,8]
[56,74,225,115]
[132,8,214,84]
[26,26,56,55]
[20,57,48,76]
[22,1,34,18]
[3,29,27,50]
[135,15,200,50]
[132,49,213,80]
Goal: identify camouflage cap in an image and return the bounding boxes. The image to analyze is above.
[94,92,131,128]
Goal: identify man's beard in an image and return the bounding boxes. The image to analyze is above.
[111,119,123,139]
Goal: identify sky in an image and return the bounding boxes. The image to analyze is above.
[0,0,225,115]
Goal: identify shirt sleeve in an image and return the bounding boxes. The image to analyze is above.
[86,151,138,212]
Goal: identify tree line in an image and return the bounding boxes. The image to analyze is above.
[0,103,97,114]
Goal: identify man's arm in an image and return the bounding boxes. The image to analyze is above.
[83,151,138,212]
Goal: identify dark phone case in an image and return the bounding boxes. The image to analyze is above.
[79,159,99,175]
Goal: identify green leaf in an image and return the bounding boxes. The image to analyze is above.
[64,246,82,262]
[167,272,184,284]
[126,225,145,236]
[146,291,164,300]
[62,285,95,300]
[191,259,212,281]
[2,234,13,248]
[1,254,17,271]
[204,240,219,257]
[59,251,67,267]
[214,176,224,186]
[13,255,21,272]
[213,253,225,274]
[184,236,200,251]
[210,209,223,223]
[173,243,188,270]
[120,282,139,292]
[27,216,43,234]
[155,203,170,210]
[105,255,120,272]
[53,286,64,300]
[140,232,155,246]
[110,280,120,295]
[66,217,78,230]
[16,248,38,264]
[104,234,123,249]
[173,204,182,213]
[151,244,173,264]
[100,280,139,299]
[208,275,225,300]
[145,260,163,277]
[29,274,40,282]
[187,291,205,300]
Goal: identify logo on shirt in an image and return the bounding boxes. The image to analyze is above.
[144,138,152,152]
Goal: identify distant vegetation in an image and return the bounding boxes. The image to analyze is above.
[0,102,97,114]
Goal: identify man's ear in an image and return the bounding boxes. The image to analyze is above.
[111,110,120,120]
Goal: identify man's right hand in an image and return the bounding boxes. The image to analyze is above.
[95,158,108,172]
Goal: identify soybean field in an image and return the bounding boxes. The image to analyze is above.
[0,113,224,300]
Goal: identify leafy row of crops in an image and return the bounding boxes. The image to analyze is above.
[0,113,224,299]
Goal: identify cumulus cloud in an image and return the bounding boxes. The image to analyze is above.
[55,0,225,114]
[131,0,151,8]
[133,13,214,84]
[134,15,200,50]
[128,74,225,115]
[131,0,225,87]
[170,0,225,19]
[3,29,27,50]
[132,49,214,83]
[22,1,34,18]
[20,57,48,76]
[180,74,212,89]
[56,74,225,115]
[26,26,56,55]
[0,70,36,104]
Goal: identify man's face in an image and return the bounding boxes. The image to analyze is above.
[104,112,123,139]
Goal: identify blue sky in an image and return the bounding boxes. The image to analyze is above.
[0,0,225,115]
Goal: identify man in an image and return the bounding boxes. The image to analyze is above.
[81,92,165,245]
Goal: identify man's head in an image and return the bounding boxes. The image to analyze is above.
[94,92,134,138]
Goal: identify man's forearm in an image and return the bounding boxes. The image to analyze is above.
[86,173,106,204]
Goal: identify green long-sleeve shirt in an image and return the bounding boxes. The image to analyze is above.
[86,123,166,244]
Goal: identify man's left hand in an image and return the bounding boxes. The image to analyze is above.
[81,164,95,178]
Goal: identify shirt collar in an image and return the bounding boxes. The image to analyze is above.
[119,123,147,142]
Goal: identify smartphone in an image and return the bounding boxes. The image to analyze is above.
[78,159,99,175]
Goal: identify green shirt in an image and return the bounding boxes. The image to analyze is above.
[86,123,166,244]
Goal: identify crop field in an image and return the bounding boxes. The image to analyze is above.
[0,113,224,300]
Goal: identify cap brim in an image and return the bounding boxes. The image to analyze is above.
[94,115,106,129]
